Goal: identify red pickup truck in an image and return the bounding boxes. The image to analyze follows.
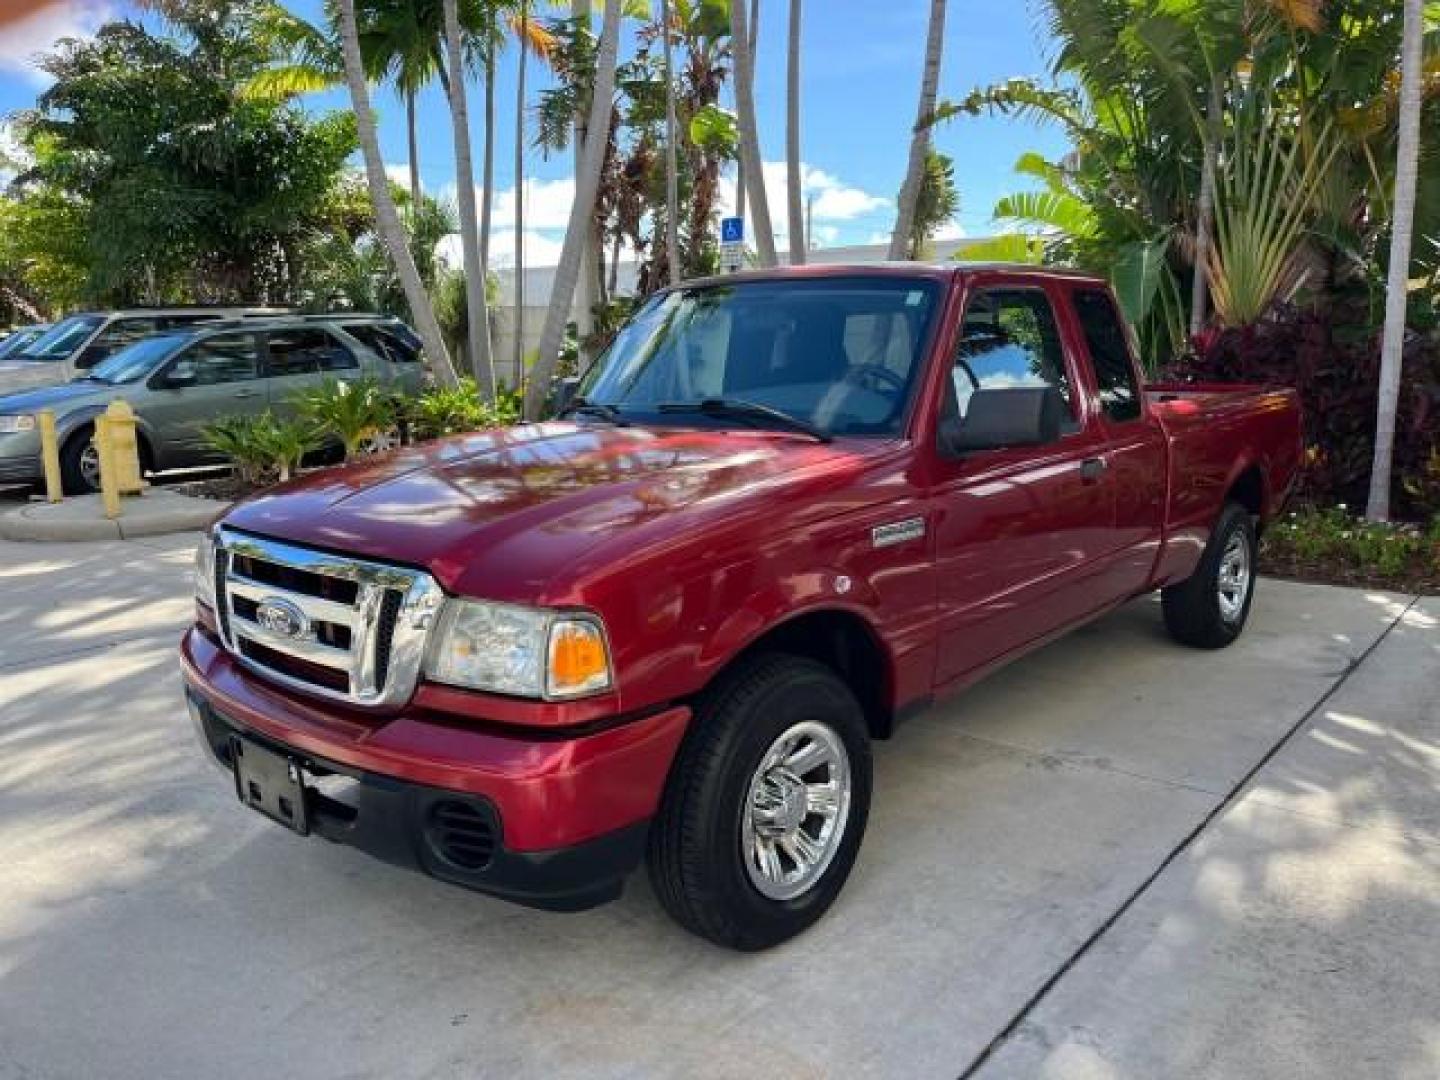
[182,265,1301,950]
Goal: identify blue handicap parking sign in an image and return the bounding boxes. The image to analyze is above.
[721,217,745,243]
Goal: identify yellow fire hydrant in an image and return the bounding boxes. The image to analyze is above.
[94,399,145,519]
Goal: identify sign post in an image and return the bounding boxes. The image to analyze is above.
[719,216,745,273]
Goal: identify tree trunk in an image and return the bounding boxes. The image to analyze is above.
[731,0,777,267]
[662,0,681,284]
[514,0,529,391]
[1189,75,1221,338]
[524,0,623,419]
[481,49,496,274]
[734,0,758,224]
[336,0,457,386]
[442,0,495,398]
[1366,0,1424,522]
[785,0,804,264]
[406,90,422,207]
[888,0,947,261]
[574,0,598,353]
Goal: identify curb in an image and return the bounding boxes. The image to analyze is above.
[0,491,229,542]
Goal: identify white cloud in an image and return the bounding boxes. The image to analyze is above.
[719,161,891,224]
[437,229,567,271]
[384,163,411,190]
[437,176,579,232]
[933,220,968,240]
[0,1,111,83]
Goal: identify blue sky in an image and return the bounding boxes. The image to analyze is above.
[0,0,1072,262]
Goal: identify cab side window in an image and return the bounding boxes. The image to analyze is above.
[266,328,357,375]
[172,334,261,386]
[950,289,1075,427]
[1073,289,1142,422]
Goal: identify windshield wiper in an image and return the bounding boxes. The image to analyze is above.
[559,396,631,427]
[657,398,832,443]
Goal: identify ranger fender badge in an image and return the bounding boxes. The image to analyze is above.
[872,517,926,549]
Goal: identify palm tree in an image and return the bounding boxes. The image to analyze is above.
[525,0,624,418]
[888,0,947,261]
[730,0,776,266]
[734,0,758,226]
[1189,75,1222,336]
[442,0,496,396]
[785,0,804,264]
[662,0,681,284]
[335,0,459,385]
[1367,0,1425,522]
[514,0,531,387]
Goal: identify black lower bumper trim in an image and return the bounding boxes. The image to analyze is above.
[188,689,648,912]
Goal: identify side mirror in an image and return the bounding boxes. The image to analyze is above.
[549,376,581,417]
[161,366,197,390]
[940,387,1064,457]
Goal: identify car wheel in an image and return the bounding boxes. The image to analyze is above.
[59,429,100,496]
[647,654,872,951]
[1162,501,1258,649]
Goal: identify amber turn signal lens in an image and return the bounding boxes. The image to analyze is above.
[546,619,611,697]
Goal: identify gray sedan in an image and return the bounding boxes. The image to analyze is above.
[0,318,424,493]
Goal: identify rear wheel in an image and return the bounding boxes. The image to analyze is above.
[1162,501,1257,648]
[647,654,872,950]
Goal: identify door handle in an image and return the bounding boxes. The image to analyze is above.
[1080,457,1108,483]
[231,390,260,399]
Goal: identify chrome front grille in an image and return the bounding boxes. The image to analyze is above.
[214,527,444,707]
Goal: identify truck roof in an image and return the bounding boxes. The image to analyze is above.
[679,262,1108,289]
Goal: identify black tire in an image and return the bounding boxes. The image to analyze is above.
[1162,501,1258,649]
[59,429,98,496]
[647,653,872,951]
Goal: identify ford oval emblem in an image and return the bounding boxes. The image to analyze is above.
[255,597,309,640]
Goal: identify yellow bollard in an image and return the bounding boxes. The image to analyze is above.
[95,413,120,520]
[39,409,63,503]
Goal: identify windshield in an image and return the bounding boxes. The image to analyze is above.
[85,332,190,384]
[0,327,44,360]
[19,315,104,361]
[579,276,941,437]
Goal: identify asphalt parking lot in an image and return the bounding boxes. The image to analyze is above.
[1,531,1436,1079]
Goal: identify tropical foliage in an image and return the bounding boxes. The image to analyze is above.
[941,0,1440,369]
[7,5,356,306]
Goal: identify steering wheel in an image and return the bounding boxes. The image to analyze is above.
[844,363,907,396]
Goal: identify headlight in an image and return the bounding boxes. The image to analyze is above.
[425,600,612,699]
[194,531,216,608]
[0,414,36,433]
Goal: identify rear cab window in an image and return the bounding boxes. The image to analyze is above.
[1072,289,1143,423]
[344,324,421,365]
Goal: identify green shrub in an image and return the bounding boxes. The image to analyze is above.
[292,377,395,460]
[408,378,519,440]
[202,412,321,485]
[1263,507,1440,589]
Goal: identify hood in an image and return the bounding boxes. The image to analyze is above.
[0,378,106,413]
[224,422,881,602]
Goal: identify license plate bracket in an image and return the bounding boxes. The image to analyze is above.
[231,735,310,835]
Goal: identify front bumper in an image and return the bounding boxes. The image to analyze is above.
[181,626,691,911]
[0,451,40,484]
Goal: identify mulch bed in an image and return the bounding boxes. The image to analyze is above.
[1259,546,1440,595]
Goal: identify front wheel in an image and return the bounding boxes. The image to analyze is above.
[1162,501,1258,649]
[59,429,101,495]
[647,654,872,950]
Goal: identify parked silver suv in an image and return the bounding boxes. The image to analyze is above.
[0,306,289,395]
[0,316,424,493]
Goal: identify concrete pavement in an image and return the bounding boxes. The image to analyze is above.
[0,489,226,541]
[0,532,1434,1079]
